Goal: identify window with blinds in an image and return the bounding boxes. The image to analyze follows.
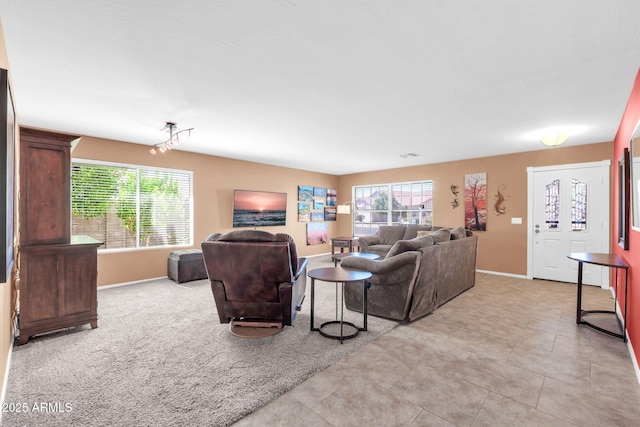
[71,160,192,250]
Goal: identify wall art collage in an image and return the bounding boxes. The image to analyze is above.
[298,185,336,245]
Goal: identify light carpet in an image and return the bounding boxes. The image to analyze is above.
[1,255,397,427]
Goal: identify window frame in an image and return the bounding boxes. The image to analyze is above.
[350,180,434,236]
[71,158,194,253]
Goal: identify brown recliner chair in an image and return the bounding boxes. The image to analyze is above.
[201,230,307,337]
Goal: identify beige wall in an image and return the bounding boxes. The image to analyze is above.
[337,142,613,276]
[71,135,339,286]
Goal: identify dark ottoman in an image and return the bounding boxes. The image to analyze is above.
[167,249,208,283]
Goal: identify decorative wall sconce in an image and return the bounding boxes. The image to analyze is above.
[149,122,194,155]
[337,201,354,214]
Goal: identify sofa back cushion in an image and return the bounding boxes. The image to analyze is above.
[385,235,435,259]
[402,225,434,240]
[416,228,451,243]
[378,226,408,245]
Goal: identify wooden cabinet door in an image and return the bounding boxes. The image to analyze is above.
[19,128,77,246]
[19,250,59,325]
[60,248,97,317]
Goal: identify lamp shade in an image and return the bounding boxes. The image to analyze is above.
[337,204,351,214]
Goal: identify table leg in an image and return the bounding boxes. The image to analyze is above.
[363,280,368,331]
[340,282,345,344]
[335,282,339,319]
[624,270,628,343]
[310,277,316,331]
[576,261,583,324]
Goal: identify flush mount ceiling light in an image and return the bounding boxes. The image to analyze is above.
[149,122,194,155]
[540,132,569,147]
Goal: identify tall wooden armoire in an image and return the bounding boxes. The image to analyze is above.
[17,127,102,345]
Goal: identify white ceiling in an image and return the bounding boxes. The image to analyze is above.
[1,1,640,175]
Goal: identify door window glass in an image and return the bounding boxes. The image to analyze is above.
[572,178,587,231]
[545,179,560,230]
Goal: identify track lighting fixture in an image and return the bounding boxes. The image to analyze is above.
[149,122,194,155]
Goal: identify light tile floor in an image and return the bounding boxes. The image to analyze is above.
[233,273,640,426]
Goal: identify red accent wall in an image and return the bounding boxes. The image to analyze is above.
[613,67,640,362]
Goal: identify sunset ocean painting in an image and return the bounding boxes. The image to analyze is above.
[233,190,287,227]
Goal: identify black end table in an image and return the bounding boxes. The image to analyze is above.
[308,267,372,343]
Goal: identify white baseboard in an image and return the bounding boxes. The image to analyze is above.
[97,276,167,291]
[628,338,640,386]
[475,269,529,280]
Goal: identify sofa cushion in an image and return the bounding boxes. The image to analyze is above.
[416,228,451,243]
[450,226,467,240]
[402,225,433,240]
[385,235,435,259]
[378,226,408,245]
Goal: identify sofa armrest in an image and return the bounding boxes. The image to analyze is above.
[357,234,381,252]
[342,251,420,276]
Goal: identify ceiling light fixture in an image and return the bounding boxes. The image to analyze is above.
[150,122,194,155]
[540,132,569,147]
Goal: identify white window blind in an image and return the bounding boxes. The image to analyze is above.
[71,160,192,250]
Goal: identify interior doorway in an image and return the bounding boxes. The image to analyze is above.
[527,160,610,287]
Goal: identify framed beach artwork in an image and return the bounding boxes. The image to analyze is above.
[298,201,311,222]
[313,187,326,197]
[311,212,324,222]
[326,188,337,206]
[324,206,336,221]
[298,185,313,202]
[306,222,328,245]
[314,200,324,210]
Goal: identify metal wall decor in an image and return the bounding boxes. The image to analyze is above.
[494,184,509,215]
[450,184,459,209]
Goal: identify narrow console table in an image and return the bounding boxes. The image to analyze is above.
[309,267,371,344]
[567,252,629,342]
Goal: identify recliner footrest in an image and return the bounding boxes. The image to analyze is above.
[231,319,283,329]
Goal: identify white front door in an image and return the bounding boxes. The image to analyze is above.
[528,161,610,286]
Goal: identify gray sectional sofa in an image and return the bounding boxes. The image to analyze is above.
[342,226,477,321]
